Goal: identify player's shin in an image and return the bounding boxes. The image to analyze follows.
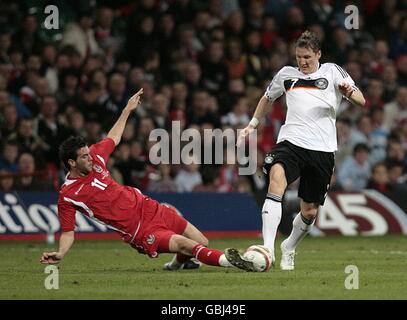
[261,193,282,254]
[192,244,231,267]
[283,212,315,251]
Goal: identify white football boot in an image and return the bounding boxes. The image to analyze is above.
[280,239,296,271]
[163,259,201,271]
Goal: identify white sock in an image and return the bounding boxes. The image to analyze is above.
[284,212,314,251]
[262,194,282,253]
[219,254,233,267]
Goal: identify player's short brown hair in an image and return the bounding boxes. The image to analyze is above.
[59,136,87,170]
[295,30,321,53]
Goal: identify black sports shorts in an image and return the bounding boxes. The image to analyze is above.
[263,140,335,205]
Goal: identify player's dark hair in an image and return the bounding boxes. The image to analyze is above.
[59,136,87,170]
[295,30,321,53]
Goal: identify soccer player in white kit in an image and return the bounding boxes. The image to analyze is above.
[238,31,366,270]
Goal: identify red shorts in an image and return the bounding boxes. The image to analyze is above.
[128,204,188,258]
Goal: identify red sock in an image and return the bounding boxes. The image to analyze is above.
[192,244,223,266]
[176,253,192,264]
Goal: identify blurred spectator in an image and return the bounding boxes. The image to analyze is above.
[366,162,390,193]
[14,152,53,191]
[184,61,203,93]
[382,62,399,103]
[0,102,18,137]
[188,90,219,127]
[383,86,407,132]
[200,40,228,94]
[192,165,220,192]
[102,72,128,130]
[150,93,170,128]
[12,14,44,56]
[148,164,179,192]
[128,15,158,67]
[387,160,406,186]
[221,96,250,127]
[66,111,86,137]
[348,114,372,148]
[0,140,19,173]
[364,77,385,109]
[175,160,202,192]
[55,68,80,106]
[335,117,353,168]
[337,143,371,192]
[7,116,46,161]
[35,95,72,165]
[386,139,406,166]
[42,44,59,94]
[61,10,102,60]
[225,37,246,80]
[369,107,388,164]
[0,169,14,192]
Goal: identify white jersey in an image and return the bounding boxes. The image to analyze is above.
[265,63,357,152]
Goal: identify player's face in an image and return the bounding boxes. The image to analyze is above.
[295,47,321,74]
[74,146,93,175]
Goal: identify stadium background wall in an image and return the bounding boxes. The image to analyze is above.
[0,190,407,240]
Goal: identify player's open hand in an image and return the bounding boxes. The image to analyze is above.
[125,88,144,112]
[40,251,63,264]
[338,82,354,98]
[236,125,256,147]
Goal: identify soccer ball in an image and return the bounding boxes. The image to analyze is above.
[243,245,272,272]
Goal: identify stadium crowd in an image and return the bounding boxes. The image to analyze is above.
[0,0,406,200]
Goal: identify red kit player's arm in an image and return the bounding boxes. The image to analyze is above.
[58,198,77,233]
[40,199,76,264]
[107,89,143,146]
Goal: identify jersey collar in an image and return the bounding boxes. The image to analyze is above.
[299,62,321,76]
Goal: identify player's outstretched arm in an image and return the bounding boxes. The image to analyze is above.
[237,95,273,147]
[107,88,144,146]
[40,231,75,264]
[339,83,365,108]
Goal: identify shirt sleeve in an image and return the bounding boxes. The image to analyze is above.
[265,68,285,102]
[57,197,76,232]
[332,63,358,91]
[89,138,116,166]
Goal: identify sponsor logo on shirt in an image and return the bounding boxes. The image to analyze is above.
[264,154,274,164]
[315,78,328,89]
[146,234,155,245]
[93,165,103,173]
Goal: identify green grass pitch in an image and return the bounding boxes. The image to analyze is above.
[1,235,406,300]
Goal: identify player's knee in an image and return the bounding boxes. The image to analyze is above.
[200,235,208,247]
[301,202,319,220]
[268,165,287,195]
[172,235,193,254]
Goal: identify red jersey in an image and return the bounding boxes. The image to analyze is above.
[57,138,160,243]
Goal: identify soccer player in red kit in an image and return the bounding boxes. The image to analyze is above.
[40,89,254,272]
